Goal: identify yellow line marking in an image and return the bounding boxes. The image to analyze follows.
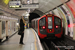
[31,28,37,50]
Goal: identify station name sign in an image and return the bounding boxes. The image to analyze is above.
[9,1,21,6]
[21,4,39,9]
[9,1,39,9]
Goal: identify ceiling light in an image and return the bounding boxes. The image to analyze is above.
[12,6,16,8]
[26,13,29,16]
[27,1,30,4]
[16,6,19,7]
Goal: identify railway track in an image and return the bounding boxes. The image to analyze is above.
[41,39,74,50]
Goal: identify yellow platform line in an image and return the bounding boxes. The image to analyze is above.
[31,28,37,50]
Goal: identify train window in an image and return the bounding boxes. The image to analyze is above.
[48,17,52,29]
[39,17,46,26]
[54,17,61,26]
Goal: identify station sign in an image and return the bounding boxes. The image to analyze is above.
[9,1,39,9]
[9,1,21,8]
[21,4,39,9]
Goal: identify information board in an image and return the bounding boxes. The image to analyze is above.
[9,1,39,9]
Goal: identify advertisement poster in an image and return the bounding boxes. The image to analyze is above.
[14,22,15,31]
[67,0,75,18]
[73,20,75,27]
[8,21,10,35]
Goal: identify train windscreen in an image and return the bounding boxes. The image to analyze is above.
[39,17,46,34]
[54,17,61,26]
[39,17,46,26]
[54,17,61,33]
[48,17,52,29]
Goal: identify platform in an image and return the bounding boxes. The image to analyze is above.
[0,28,43,50]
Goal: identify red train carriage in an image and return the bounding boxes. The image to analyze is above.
[31,14,63,39]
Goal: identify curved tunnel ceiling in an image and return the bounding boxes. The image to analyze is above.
[0,0,70,18]
[0,0,27,18]
[32,0,70,15]
[31,9,44,16]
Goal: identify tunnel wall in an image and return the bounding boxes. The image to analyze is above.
[40,3,72,39]
[29,13,40,23]
[48,2,75,40]
[66,0,75,40]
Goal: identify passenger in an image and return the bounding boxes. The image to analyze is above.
[19,16,25,44]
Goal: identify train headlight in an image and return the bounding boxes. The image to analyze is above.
[50,30,52,31]
[56,25,58,28]
[42,26,45,29]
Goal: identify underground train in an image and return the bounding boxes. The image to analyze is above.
[31,14,63,39]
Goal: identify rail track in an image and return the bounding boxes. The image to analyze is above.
[41,39,75,50]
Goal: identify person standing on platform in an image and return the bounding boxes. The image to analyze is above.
[19,16,25,44]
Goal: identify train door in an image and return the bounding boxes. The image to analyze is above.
[46,16,54,33]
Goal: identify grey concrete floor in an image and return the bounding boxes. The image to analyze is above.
[0,29,40,50]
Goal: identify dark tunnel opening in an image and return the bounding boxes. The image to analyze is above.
[29,13,40,23]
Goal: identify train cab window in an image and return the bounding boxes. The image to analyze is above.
[48,17,52,29]
[39,17,46,34]
[39,17,46,27]
[54,17,61,27]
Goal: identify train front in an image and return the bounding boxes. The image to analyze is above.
[38,14,63,39]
